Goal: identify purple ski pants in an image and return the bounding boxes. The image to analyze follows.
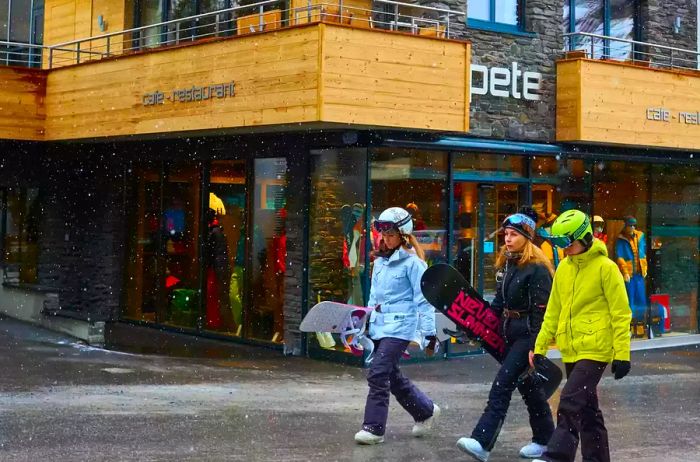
[361,337,434,436]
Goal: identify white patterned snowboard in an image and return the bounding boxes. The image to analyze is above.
[299,301,372,333]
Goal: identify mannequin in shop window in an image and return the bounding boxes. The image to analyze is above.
[342,203,366,305]
[270,207,287,343]
[205,207,236,332]
[406,202,427,231]
[593,215,608,244]
[615,216,648,321]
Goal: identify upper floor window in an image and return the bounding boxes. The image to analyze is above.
[468,0,524,33]
[563,0,638,59]
[0,0,44,67]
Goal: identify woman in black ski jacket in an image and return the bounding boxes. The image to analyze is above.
[456,208,555,462]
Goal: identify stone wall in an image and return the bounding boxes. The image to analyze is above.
[37,147,126,322]
[640,0,698,68]
[414,0,564,142]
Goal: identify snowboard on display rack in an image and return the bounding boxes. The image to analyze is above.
[421,263,562,399]
[299,301,373,356]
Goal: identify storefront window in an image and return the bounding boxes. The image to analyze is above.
[308,148,368,353]
[249,158,286,343]
[452,153,526,293]
[161,163,202,328]
[1,187,41,284]
[531,156,592,266]
[371,148,448,266]
[123,162,202,328]
[124,164,162,322]
[593,161,650,329]
[649,165,699,335]
[204,160,247,336]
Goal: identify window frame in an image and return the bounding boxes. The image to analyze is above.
[565,0,641,58]
[467,0,532,36]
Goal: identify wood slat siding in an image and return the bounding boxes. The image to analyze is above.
[4,23,470,141]
[44,0,129,68]
[44,26,322,139]
[0,67,47,140]
[557,58,700,150]
[320,26,469,132]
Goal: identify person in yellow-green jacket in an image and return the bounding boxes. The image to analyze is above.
[528,209,631,462]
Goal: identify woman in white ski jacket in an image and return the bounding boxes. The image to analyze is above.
[354,207,439,445]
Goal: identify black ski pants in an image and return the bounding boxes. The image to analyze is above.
[541,359,610,462]
[471,320,554,450]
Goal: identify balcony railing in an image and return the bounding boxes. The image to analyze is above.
[564,32,700,72]
[0,41,44,68]
[41,0,465,69]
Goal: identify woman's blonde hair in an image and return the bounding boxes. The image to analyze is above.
[495,240,554,276]
[403,234,426,261]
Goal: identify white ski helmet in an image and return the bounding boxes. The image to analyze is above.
[375,207,413,235]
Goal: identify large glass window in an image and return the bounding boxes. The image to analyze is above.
[649,165,699,335]
[9,0,31,42]
[250,158,287,343]
[371,148,448,265]
[593,161,650,328]
[1,0,44,67]
[531,156,592,266]
[161,163,202,329]
[1,187,41,285]
[137,0,165,47]
[135,0,233,45]
[452,153,526,291]
[204,160,247,336]
[564,0,637,59]
[123,162,202,329]
[308,149,368,354]
[468,0,523,32]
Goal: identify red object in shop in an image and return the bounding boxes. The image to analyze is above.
[206,267,221,329]
[650,294,671,332]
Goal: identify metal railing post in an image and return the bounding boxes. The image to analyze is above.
[259,5,264,32]
[670,49,674,68]
[76,41,81,64]
[48,47,53,69]
[106,35,111,57]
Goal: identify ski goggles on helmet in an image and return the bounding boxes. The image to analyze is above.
[501,213,536,239]
[547,217,591,248]
[373,214,411,233]
[547,234,575,249]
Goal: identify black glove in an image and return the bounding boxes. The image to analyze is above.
[532,354,551,383]
[611,360,631,380]
[519,354,548,387]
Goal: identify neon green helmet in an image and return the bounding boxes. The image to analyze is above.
[550,209,593,248]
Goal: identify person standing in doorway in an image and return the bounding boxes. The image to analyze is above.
[530,209,631,462]
[456,207,555,461]
[354,206,439,445]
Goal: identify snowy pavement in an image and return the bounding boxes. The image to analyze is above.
[1,316,699,461]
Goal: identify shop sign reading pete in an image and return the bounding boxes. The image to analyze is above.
[143,82,235,106]
[471,62,542,101]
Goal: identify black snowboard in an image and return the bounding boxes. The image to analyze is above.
[421,263,563,398]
